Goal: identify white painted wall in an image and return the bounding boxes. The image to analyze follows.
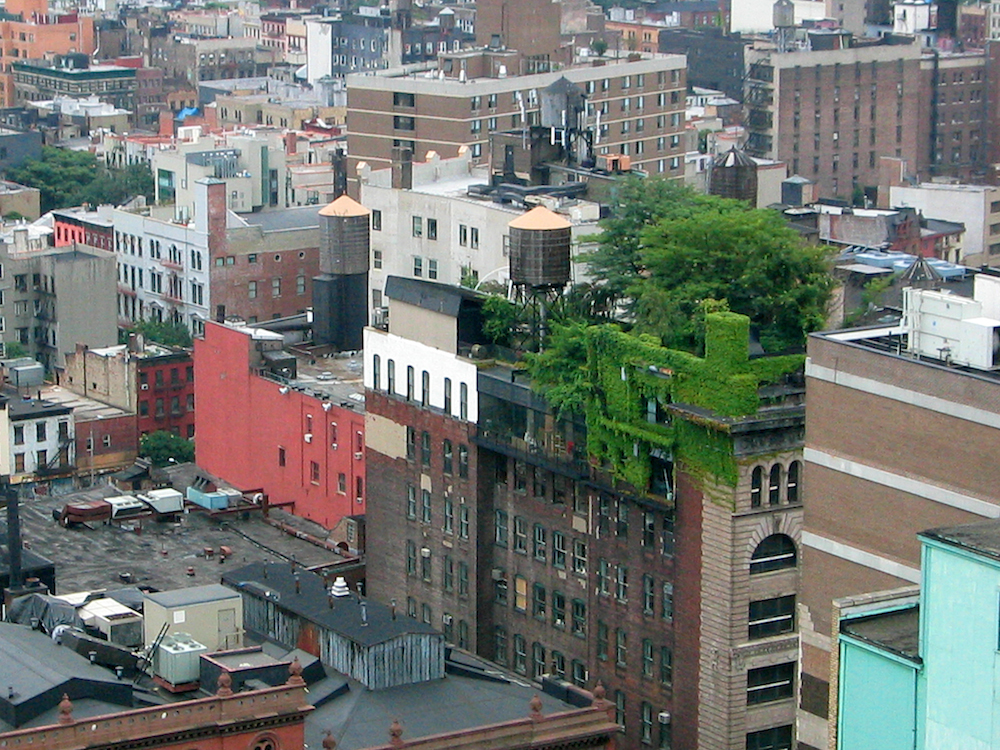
[364,327,479,423]
[891,183,1000,266]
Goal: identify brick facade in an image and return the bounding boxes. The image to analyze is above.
[800,331,1000,750]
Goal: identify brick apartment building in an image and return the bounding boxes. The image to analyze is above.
[346,53,687,193]
[745,39,993,200]
[365,274,805,750]
[798,275,1000,750]
[62,337,196,440]
[195,320,366,529]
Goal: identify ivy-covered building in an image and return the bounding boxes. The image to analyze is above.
[364,279,805,750]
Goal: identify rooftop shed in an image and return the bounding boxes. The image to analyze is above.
[143,584,243,652]
[222,562,445,690]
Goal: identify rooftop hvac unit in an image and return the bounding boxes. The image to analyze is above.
[155,633,207,685]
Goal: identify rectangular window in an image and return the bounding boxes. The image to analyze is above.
[616,565,628,602]
[310,461,320,483]
[406,483,416,519]
[412,216,423,237]
[745,726,792,750]
[428,259,438,279]
[642,639,654,678]
[615,628,627,666]
[552,590,566,628]
[272,277,281,297]
[459,382,468,419]
[443,496,454,533]
[459,502,469,539]
[427,218,438,240]
[597,621,609,660]
[406,540,416,575]
[597,559,610,595]
[495,510,509,546]
[572,539,587,574]
[421,550,432,582]
[413,256,423,277]
[514,575,528,611]
[458,561,469,595]
[747,662,795,705]
[36,422,46,442]
[421,488,431,523]
[749,595,796,639]
[248,280,257,299]
[458,444,469,478]
[372,209,382,230]
[572,599,586,636]
[443,378,452,413]
[442,439,453,474]
[660,645,673,685]
[553,531,567,569]
[470,227,479,249]
[662,582,674,621]
[513,516,527,553]
[533,584,546,619]
[643,574,655,615]
[533,524,546,561]
[513,634,527,674]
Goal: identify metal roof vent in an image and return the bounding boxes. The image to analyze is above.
[330,576,351,598]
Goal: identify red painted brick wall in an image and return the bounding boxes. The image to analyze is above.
[195,321,365,529]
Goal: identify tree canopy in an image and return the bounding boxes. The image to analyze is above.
[584,176,833,352]
[5,147,154,214]
[124,319,193,349]
[140,430,195,467]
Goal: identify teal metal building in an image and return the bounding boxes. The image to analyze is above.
[837,518,1000,750]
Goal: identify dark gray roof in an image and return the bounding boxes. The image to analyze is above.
[713,146,756,168]
[305,652,579,750]
[841,606,920,662]
[0,623,132,728]
[920,518,1000,563]
[899,255,943,284]
[8,398,72,419]
[145,583,240,609]
[241,205,322,233]
[384,276,484,318]
[222,562,439,647]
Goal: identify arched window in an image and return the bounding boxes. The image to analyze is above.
[787,461,801,504]
[750,467,763,508]
[768,464,782,506]
[372,354,381,390]
[750,534,797,575]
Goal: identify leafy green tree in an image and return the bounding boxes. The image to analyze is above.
[482,295,518,346]
[5,147,154,213]
[632,204,833,352]
[140,430,195,467]
[523,321,593,416]
[127,320,193,348]
[4,342,26,359]
[582,176,740,310]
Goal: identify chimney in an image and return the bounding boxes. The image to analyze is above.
[391,146,413,190]
[285,131,297,155]
[194,178,228,260]
[12,226,28,254]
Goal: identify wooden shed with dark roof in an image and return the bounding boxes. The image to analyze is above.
[222,562,445,690]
